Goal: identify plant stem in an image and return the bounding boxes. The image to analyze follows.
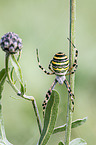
[5,53,32,100]
[5,53,42,134]
[5,53,19,94]
[0,102,6,139]
[64,0,76,144]
[0,102,13,144]
[32,99,42,134]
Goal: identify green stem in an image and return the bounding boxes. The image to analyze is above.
[5,53,32,100]
[5,53,19,94]
[11,54,23,83]
[0,102,6,139]
[11,51,21,83]
[0,102,13,144]
[5,53,42,134]
[32,99,42,134]
[64,0,76,144]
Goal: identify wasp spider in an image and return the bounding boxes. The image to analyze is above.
[36,39,78,116]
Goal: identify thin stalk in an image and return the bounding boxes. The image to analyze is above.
[11,51,21,83]
[64,0,76,144]
[5,53,42,134]
[32,99,42,134]
[0,102,6,139]
[0,102,13,144]
[5,53,32,100]
[5,53,19,94]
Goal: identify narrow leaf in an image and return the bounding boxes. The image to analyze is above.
[10,55,25,94]
[10,67,14,83]
[58,141,64,145]
[0,69,6,83]
[70,138,87,145]
[71,117,87,128]
[53,117,87,134]
[0,70,12,145]
[20,83,25,95]
[0,69,6,99]
[10,51,21,84]
[37,90,59,145]
[10,55,23,83]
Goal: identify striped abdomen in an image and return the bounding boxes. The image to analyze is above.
[52,52,69,75]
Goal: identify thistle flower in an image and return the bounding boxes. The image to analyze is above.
[0,32,22,54]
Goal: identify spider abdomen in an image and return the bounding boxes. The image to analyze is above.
[52,52,69,75]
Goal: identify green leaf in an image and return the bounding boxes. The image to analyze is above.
[10,51,21,84]
[53,117,87,134]
[10,55,25,94]
[37,90,59,145]
[20,82,26,95]
[71,117,87,128]
[20,83,25,95]
[70,138,87,145]
[58,141,64,145]
[10,67,15,84]
[10,55,23,83]
[24,82,26,93]
[0,69,6,99]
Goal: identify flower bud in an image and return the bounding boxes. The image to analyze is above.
[0,32,22,54]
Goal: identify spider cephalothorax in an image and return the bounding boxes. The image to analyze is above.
[36,39,78,116]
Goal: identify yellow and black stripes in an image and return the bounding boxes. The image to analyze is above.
[52,52,69,75]
[36,39,78,117]
[42,79,58,117]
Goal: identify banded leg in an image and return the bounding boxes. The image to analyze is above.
[64,78,75,111]
[36,49,54,75]
[66,64,78,76]
[66,38,78,76]
[42,79,58,117]
[48,60,55,73]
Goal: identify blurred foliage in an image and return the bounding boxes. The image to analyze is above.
[0,0,96,145]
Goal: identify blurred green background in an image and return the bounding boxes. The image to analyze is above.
[0,0,96,145]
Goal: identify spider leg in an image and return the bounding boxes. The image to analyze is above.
[65,64,78,76]
[66,38,78,76]
[36,49,55,75]
[64,78,75,111]
[48,60,55,73]
[42,79,58,117]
